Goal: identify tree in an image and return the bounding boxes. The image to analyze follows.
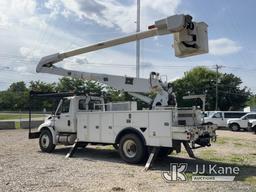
[29,81,57,111]
[246,95,256,107]
[8,81,27,92]
[172,67,251,111]
[29,80,56,92]
[56,77,103,94]
[0,81,29,111]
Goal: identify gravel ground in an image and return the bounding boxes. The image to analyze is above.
[0,129,255,192]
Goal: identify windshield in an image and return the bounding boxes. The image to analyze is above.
[241,113,256,120]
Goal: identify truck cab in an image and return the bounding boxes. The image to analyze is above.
[53,96,104,133]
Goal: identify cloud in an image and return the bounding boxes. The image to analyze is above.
[45,0,181,33]
[209,38,242,56]
[140,61,154,69]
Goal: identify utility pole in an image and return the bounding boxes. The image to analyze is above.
[136,0,140,78]
[215,64,222,110]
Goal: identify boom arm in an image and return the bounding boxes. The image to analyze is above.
[36,14,208,106]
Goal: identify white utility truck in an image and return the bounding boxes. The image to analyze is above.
[29,14,217,167]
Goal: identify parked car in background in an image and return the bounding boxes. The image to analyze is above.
[227,112,256,131]
[204,111,247,128]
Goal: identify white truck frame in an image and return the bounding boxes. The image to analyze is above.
[29,14,216,168]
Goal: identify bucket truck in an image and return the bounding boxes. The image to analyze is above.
[29,14,216,168]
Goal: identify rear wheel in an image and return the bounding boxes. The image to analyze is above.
[119,134,146,164]
[230,123,240,131]
[39,129,56,153]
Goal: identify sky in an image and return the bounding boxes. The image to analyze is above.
[0,0,255,93]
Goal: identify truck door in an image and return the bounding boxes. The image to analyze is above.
[54,98,75,133]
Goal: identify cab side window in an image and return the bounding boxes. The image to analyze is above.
[62,99,70,113]
[212,112,222,118]
[79,99,87,110]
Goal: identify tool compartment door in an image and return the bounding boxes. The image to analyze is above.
[88,113,101,142]
[77,113,89,141]
[148,111,172,147]
[101,112,115,143]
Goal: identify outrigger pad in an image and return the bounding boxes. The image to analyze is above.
[182,141,195,158]
[65,139,79,159]
[144,147,160,171]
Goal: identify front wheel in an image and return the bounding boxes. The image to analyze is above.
[230,123,240,131]
[119,134,146,164]
[39,129,56,153]
[253,126,256,134]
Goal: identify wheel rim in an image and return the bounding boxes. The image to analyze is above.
[41,134,50,148]
[232,124,239,131]
[123,139,137,158]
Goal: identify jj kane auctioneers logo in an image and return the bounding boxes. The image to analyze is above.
[162,163,239,182]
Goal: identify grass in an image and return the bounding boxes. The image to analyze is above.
[244,176,256,186]
[15,121,20,129]
[199,149,255,166]
[0,113,44,120]
[197,135,256,186]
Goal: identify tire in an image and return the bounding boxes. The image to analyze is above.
[253,126,256,134]
[119,134,146,164]
[39,129,56,153]
[157,147,173,157]
[230,123,240,132]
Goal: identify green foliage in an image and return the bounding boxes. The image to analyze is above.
[56,77,103,94]
[29,80,56,92]
[8,81,27,92]
[0,68,251,111]
[173,67,251,110]
[246,95,256,107]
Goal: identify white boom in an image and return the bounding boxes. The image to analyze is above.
[36,14,208,107]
